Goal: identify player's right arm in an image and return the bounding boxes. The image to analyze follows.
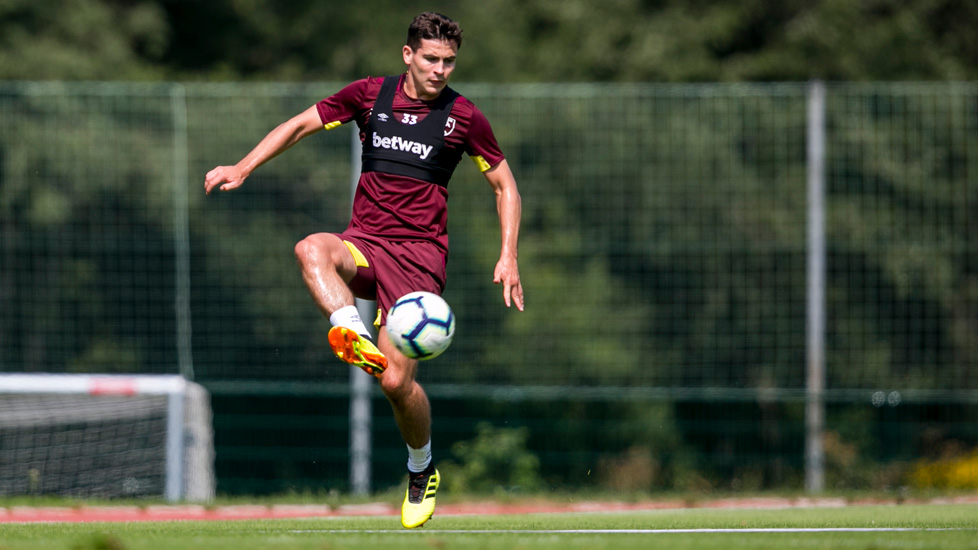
[204,105,325,194]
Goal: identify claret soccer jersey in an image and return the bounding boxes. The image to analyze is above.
[316,75,506,253]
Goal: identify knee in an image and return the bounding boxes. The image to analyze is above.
[295,234,340,269]
[380,367,414,404]
[294,236,320,267]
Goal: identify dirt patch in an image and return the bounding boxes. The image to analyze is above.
[3,495,977,523]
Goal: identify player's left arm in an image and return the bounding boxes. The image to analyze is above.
[483,159,524,311]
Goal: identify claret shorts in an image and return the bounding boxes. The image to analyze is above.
[336,231,447,327]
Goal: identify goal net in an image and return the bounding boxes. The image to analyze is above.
[0,374,214,502]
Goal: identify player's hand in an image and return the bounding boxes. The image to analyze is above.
[204,165,247,194]
[493,256,524,311]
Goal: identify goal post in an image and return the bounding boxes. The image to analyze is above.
[0,374,214,502]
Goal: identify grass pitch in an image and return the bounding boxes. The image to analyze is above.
[1,503,976,550]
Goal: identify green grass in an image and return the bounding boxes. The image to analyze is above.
[2,504,977,550]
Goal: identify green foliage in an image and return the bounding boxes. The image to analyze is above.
[0,0,168,80]
[439,423,544,494]
[2,0,978,82]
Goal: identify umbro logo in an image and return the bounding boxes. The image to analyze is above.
[376,113,389,122]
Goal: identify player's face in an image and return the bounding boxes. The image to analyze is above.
[402,38,457,101]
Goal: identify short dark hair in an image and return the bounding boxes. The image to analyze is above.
[406,12,462,51]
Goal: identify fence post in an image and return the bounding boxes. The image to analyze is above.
[805,80,826,493]
[349,125,373,496]
[171,84,194,382]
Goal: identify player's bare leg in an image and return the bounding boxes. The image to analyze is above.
[294,233,358,316]
[295,233,387,375]
[376,329,430,447]
[296,233,436,527]
[375,329,438,528]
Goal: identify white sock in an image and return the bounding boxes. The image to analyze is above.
[407,441,432,473]
[329,305,371,339]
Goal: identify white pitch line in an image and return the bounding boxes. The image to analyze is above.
[289,527,971,534]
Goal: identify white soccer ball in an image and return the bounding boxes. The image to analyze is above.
[385,291,456,360]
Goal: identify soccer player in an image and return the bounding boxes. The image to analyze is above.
[204,12,524,528]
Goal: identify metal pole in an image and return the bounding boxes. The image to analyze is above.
[805,80,827,493]
[164,382,186,502]
[349,125,373,495]
[171,84,194,381]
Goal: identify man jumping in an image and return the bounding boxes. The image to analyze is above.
[205,12,524,528]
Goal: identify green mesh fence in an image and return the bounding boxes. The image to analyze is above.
[1,82,976,495]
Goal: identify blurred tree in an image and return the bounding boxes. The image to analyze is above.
[0,0,168,79]
[2,0,977,82]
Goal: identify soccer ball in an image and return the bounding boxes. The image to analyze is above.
[385,291,456,360]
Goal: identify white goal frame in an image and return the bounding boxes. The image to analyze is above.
[0,373,214,502]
